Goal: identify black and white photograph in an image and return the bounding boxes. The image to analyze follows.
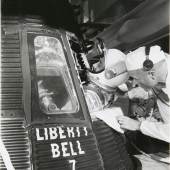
[0,0,170,169]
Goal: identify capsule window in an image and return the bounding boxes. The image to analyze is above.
[34,36,79,114]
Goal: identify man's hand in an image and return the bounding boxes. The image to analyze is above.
[117,116,141,131]
[127,87,149,100]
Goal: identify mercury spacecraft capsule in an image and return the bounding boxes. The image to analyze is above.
[1,17,106,170]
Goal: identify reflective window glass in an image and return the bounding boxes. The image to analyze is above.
[34,36,79,114]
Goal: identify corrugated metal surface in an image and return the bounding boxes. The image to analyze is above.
[1,30,23,110]
[1,22,31,170]
[0,118,31,170]
[1,18,104,170]
[93,120,134,170]
[31,126,103,170]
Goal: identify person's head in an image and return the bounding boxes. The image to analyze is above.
[126,46,167,89]
[88,49,129,92]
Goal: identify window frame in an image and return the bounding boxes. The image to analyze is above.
[27,31,86,122]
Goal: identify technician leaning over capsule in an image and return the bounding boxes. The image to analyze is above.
[117,46,170,169]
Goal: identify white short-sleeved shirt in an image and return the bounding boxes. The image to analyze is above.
[140,55,170,143]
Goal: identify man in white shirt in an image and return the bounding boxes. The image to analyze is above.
[117,45,170,169]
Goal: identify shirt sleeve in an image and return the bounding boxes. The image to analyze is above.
[140,96,170,143]
[140,120,170,143]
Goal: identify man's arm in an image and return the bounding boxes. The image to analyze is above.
[117,115,170,143]
[140,120,170,143]
[117,96,170,143]
[141,96,170,143]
